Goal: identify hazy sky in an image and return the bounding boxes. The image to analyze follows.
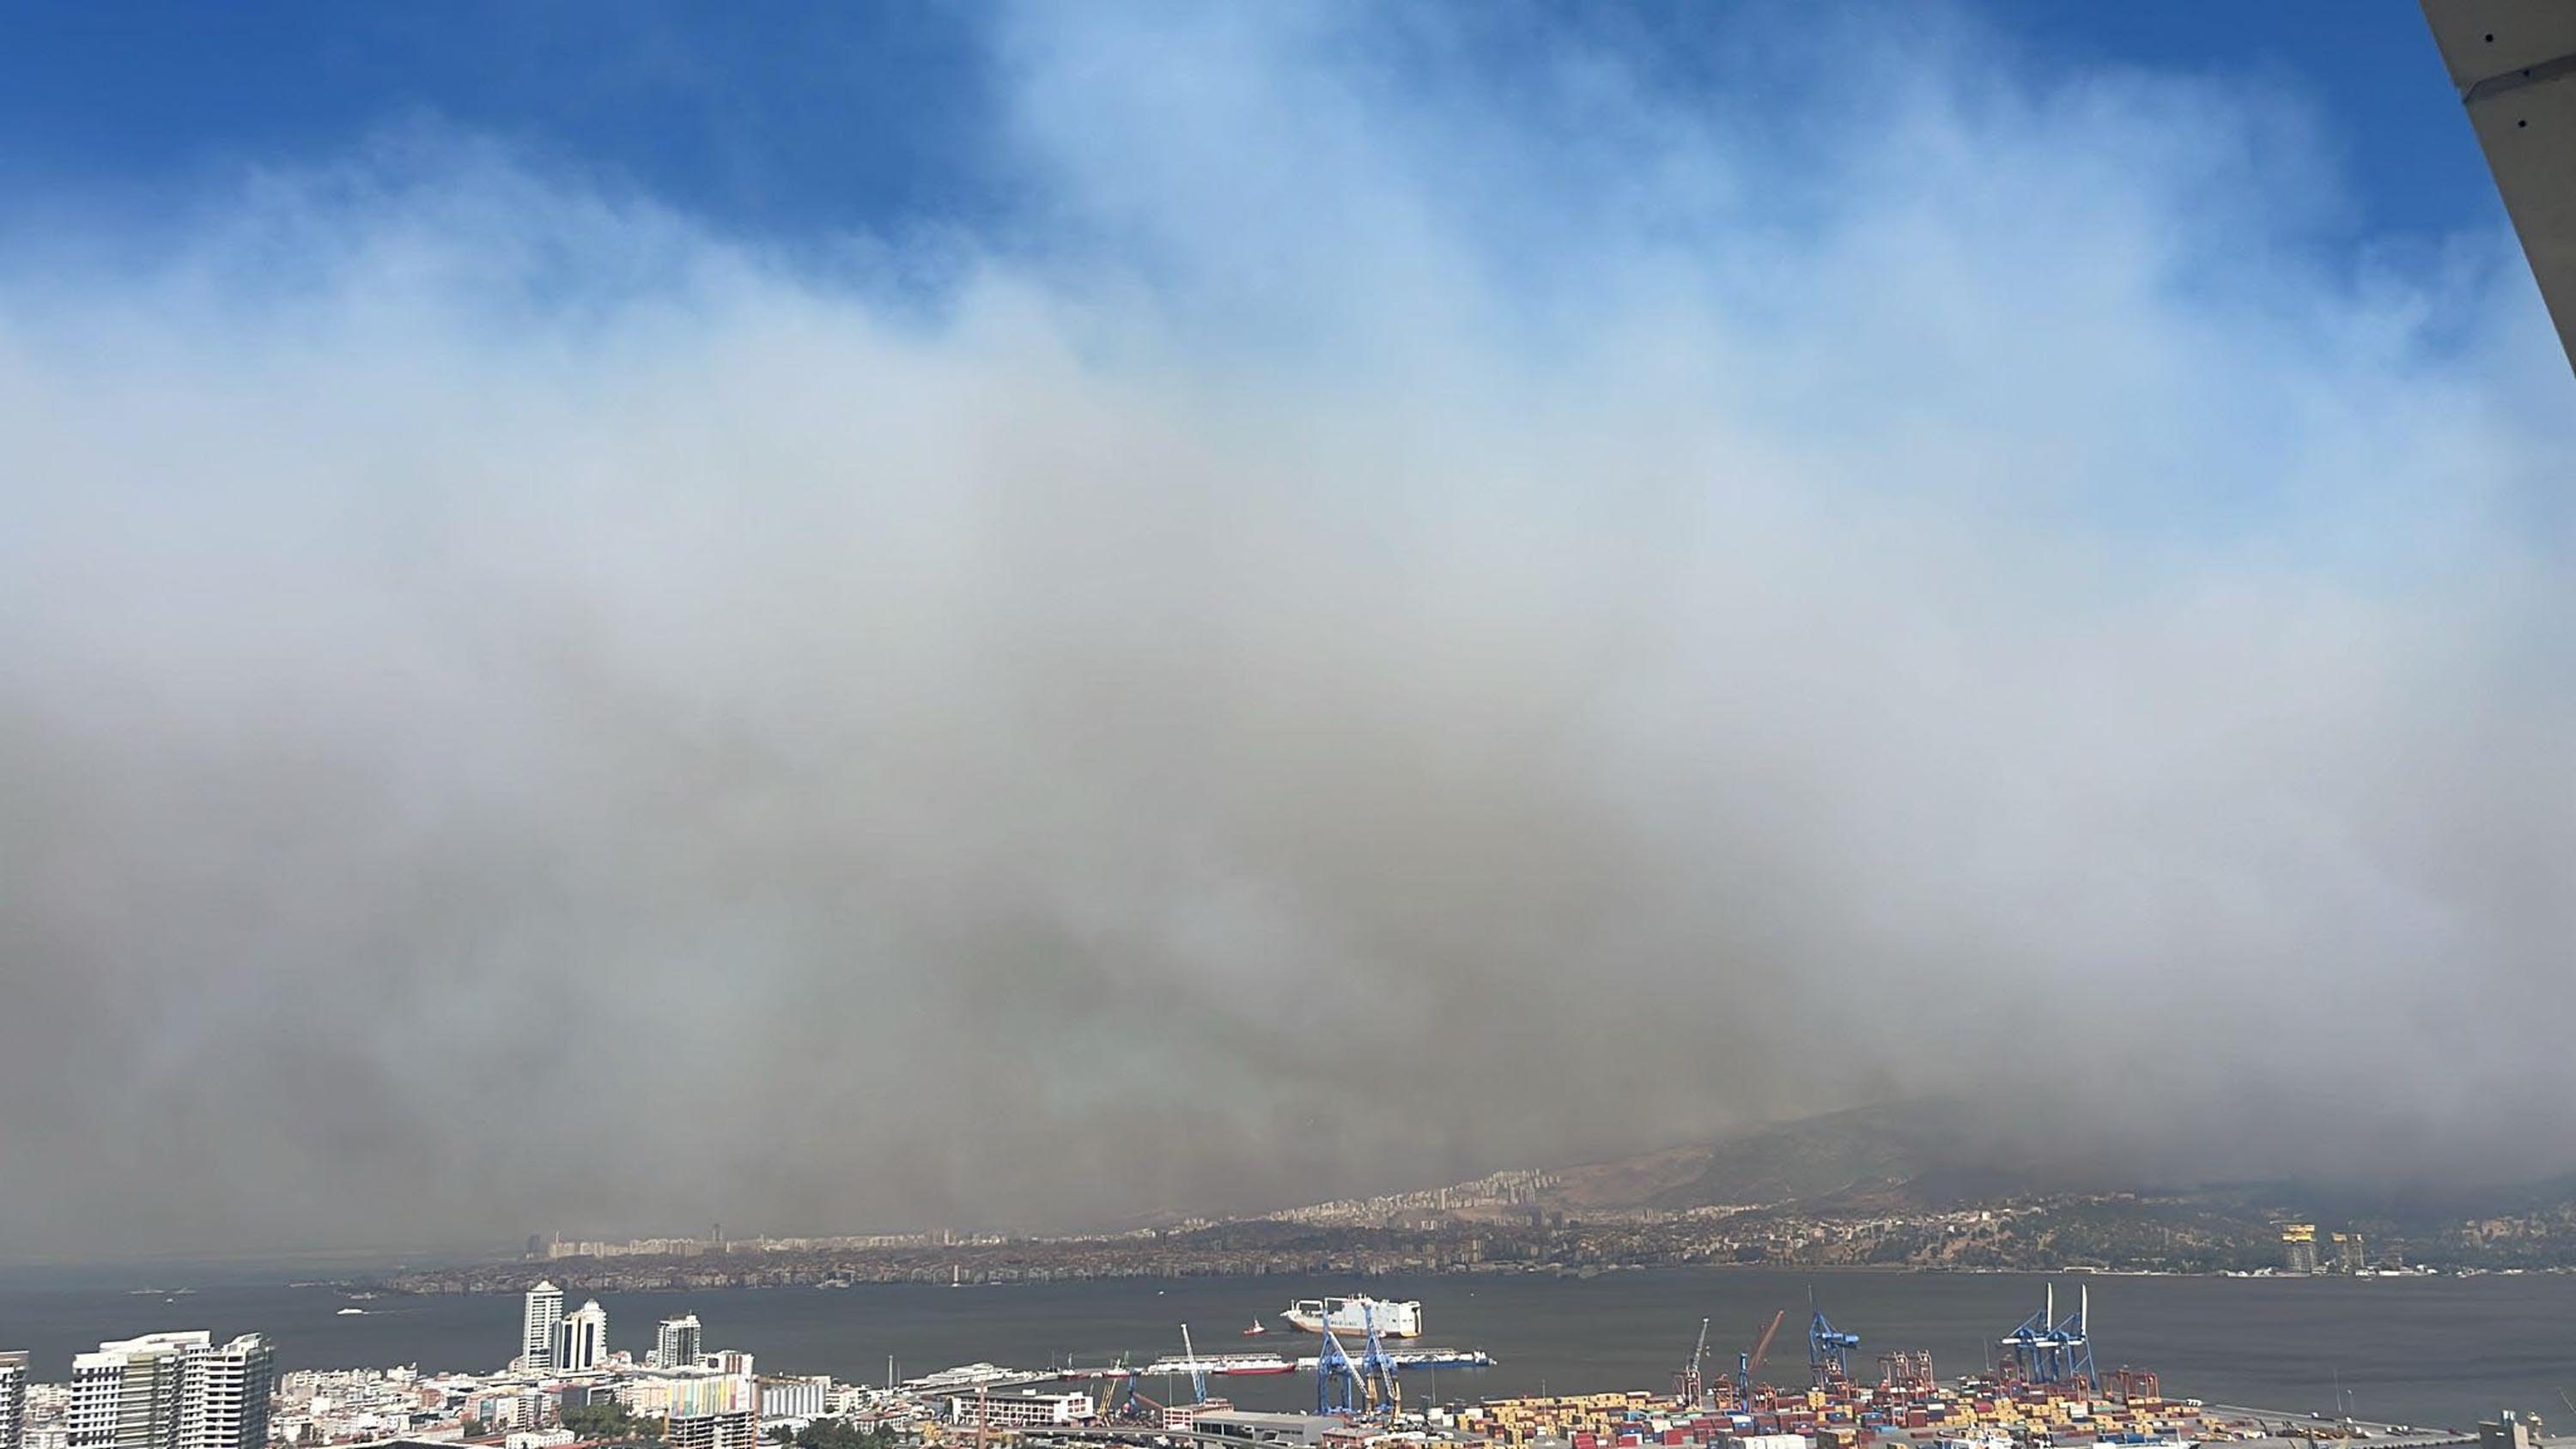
[2,3,2571,1261]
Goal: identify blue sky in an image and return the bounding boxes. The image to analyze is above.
[0,3,2502,264]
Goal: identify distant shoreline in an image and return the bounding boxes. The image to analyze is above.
[330,1258,2501,1296]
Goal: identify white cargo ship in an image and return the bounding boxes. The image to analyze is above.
[1281,1295,1422,1338]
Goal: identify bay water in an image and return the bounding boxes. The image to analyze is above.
[2,1268,2565,1434]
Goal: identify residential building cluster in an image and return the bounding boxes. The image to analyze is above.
[370,1195,2226,1298]
[532,1234,975,1263]
[270,1368,434,1446]
[0,1284,923,1449]
[1271,1172,1567,1228]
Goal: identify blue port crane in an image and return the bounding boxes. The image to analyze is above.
[1356,1301,1404,1418]
[1315,1326,1361,1416]
[1179,1325,1209,1405]
[2000,1285,2051,1382]
[1998,1283,2094,1387]
[1807,1291,1860,1385]
[1103,1356,1165,1424]
[2052,1283,2096,1386]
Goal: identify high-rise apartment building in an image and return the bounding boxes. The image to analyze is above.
[554,1301,609,1375]
[71,1332,205,1449]
[2,1350,27,1449]
[522,1283,565,1372]
[652,1317,702,1371]
[176,1337,271,1449]
[69,1333,268,1449]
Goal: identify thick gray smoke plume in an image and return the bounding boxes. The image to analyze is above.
[1,7,2571,1258]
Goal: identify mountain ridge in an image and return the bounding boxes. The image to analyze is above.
[1528,1098,2055,1216]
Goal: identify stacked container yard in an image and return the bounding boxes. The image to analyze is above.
[1433,1361,2208,1449]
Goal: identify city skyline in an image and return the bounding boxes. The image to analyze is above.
[0,1300,787,1449]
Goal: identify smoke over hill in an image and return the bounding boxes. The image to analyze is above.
[1,6,2572,1260]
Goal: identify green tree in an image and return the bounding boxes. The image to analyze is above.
[562,1403,664,1445]
[794,1422,899,1449]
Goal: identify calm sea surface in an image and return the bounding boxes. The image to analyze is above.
[2,1269,2567,1434]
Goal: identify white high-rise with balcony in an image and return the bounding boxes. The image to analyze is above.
[175,1337,271,1449]
[521,1283,565,1372]
[2,1350,27,1449]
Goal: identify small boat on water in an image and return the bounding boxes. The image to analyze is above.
[336,1307,368,1316]
[1241,1320,1269,1337]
